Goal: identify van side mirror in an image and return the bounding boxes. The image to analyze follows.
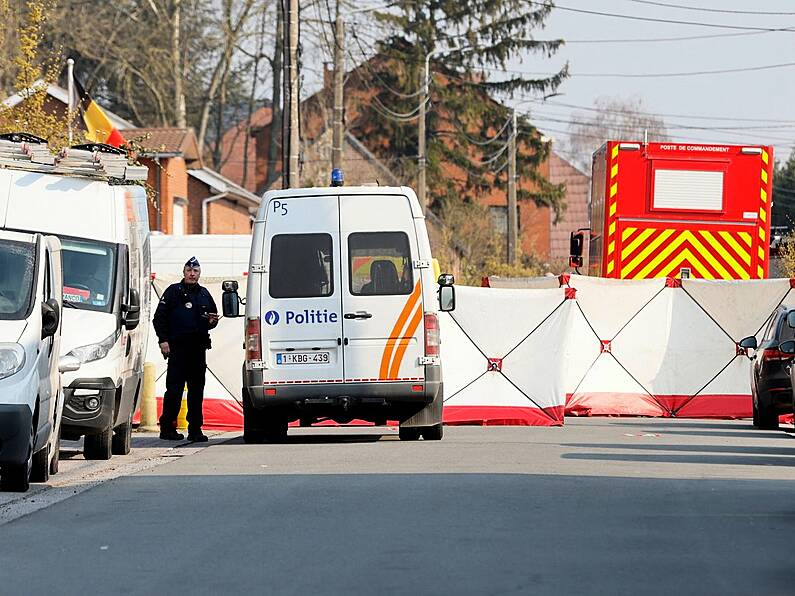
[438,273,455,312]
[41,298,60,338]
[779,340,795,355]
[123,288,141,331]
[569,231,585,268]
[787,311,795,328]
[739,336,758,350]
[222,280,242,318]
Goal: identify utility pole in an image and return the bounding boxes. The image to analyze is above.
[281,0,289,189]
[331,12,344,172]
[507,109,518,265]
[287,0,300,188]
[418,53,431,213]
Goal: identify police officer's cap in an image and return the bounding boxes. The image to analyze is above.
[185,256,201,269]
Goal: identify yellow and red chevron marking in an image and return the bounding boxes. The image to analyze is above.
[618,227,755,280]
[379,281,423,380]
[605,144,620,276]
[756,148,773,278]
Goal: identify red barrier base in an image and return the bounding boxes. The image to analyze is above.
[443,406,564,427]
[566,393,752,419]
[135,399,565,429]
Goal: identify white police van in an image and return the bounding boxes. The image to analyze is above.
[222,185,455,442]
[0,134,150,461]
[0,230,79,491]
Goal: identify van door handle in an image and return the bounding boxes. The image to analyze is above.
[344,311,373,320]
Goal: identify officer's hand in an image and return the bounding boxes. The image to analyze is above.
[207,313,220,327]
[159,341,170,357]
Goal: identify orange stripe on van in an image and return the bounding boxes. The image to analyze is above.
[378,281,421,379]
[388,304,423,379]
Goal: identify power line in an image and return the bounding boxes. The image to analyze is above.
[563,30,787,44]
[622,0,795,16]
[535,1,795,32]
[477,60,795,79]
[521,98,795,125]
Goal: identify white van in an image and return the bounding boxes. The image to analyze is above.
[0,230,78,491]
[0,137,150,460]
[222,186,456,442]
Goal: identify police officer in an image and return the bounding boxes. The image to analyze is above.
[153,257,219,442]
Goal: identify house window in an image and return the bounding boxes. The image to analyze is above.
[172,198,187,235]
[489,205,521,235]
[490,206,506,234]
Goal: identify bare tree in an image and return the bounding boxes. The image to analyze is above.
[565,96,669,172]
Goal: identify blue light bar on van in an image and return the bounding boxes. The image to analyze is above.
[331,168,344,187]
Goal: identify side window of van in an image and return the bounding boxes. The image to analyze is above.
[269,234,334,298]
[349,232,413,296]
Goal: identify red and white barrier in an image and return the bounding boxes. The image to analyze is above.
[440,286,571,426]
[145,272,793,429]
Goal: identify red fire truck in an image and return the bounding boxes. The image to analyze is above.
[574,141,774,280]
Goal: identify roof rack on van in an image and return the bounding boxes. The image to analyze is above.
[0,133,148,182]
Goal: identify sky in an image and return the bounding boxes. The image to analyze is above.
[507,0,795,168]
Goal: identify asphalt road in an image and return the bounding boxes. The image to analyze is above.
[1,419,794,595]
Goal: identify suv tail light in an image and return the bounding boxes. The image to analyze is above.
[424,313,439,357]
[245,316,262,361]
[762,348,789,362]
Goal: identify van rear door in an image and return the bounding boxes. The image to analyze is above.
[339,194,424,383]
[260,195,344,384]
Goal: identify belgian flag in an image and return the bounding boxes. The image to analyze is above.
[72,75,126,148]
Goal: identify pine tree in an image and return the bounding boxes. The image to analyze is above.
[363,0,568,217]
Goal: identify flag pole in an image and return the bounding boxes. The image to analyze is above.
[66,58,74,145]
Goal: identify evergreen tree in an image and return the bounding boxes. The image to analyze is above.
[363,0,568,217]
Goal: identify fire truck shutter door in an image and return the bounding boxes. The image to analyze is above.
[653,169,723,211]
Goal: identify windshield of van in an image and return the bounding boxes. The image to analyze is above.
[0,239,36,320]
[60,238,117,313]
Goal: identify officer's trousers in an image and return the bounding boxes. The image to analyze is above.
[160,341,207,434]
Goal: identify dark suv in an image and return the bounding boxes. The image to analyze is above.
[742,306,795,430]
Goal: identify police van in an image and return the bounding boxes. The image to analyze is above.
[222,185,455,442]
[0,134,150,461]
[0,230,80,491]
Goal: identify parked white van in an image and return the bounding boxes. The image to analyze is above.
[0,230,78,491]
[0,136,150,460]
[222,185,455,442]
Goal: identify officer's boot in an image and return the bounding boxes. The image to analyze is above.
[159,426,185,441]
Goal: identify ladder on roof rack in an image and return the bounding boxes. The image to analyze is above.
[0,133,148,181]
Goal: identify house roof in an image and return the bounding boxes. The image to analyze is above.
[189,167,261,207]
[2,80,135,130]
[124,127,202,165]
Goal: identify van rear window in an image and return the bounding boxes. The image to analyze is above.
[269,234,334,298]
[349,232,413,296]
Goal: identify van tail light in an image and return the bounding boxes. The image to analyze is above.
[424,313,439,357]
[762,348,789,362]
[245,316,262,361]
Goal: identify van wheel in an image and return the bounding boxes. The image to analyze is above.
[30,445,50,483]
[243,390,264,444]
[1,424,33,492]
[262,415,288,443]
[398,426,421,441]
[112,409,133,456]
[420,424,443,441]
[84,427,113,460]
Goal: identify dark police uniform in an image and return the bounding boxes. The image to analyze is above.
[153,276,218,437]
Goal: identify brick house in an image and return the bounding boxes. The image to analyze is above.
[218,60,590,263]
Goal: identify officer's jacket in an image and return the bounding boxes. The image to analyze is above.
[153,281,218,347]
